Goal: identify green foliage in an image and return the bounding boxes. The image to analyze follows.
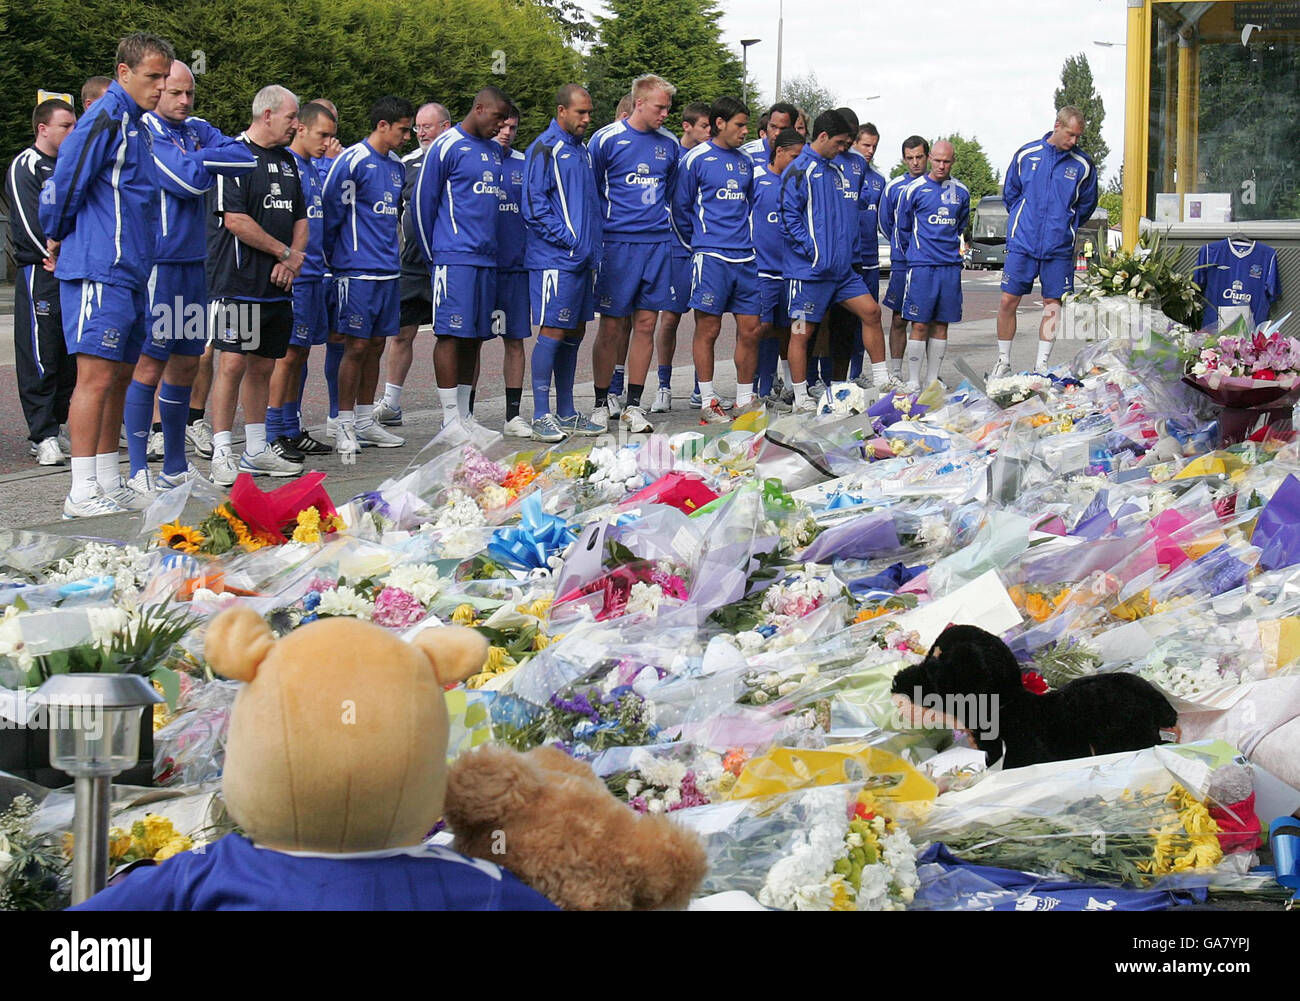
[1,0,578,168]
[585,0,745,128]
[27,600,198,685]
[1053,52,1109,178]
[777,71,836,127]
[1098,190,1122,220]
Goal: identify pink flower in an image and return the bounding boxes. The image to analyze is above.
[371,586,427,628]
[305,576,338,594]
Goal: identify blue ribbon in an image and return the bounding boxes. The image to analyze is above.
[486,492,578,570]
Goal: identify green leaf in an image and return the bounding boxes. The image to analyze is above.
[150,665,182,712]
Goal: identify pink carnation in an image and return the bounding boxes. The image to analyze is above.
[305,576,338,594]
[371,586,427,628]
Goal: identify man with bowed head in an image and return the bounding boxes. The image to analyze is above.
[414,87,513,434]
[521,84,602,443]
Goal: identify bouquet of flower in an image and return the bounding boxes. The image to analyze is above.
[603,745,738,814]
[292,562,448,630]
[1182,315,1300,391]
[0,795,67,911]
[985,373,1054,409]
[493,683,660,757]
[452,445,540,513]
[1068,229,1203,329]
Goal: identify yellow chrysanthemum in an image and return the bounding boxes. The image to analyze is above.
[830,876,854,911]
[517,598,552,620]
[153,835,193,862]
[293,506,323,544]
[451,604,479,626]
[157,520,205,554]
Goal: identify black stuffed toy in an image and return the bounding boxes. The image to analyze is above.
[890,624,1178,770]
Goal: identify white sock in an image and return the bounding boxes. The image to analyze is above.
[871,361,888,386]
[698,380,715,408]
[779,360,792,386]
[337,410,355,427]
[213,430,233,457]
[889,358,903,377]
[456,384,472,419]
[735,386,754,408]
[438,388,459,424]
[95,452,119,488]
[383,383,403,409]
[792,381,809,403]
[245,423,267,456]
[355,403,374,430]
[70,456,97,502]
[906,340,926,386]
[998,340,1013,363]
[926,340,948,385]
[1036,340,1053,372]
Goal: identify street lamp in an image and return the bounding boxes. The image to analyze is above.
[1094,40,1126,47]
[37,673,163,904]
[741,38,761,109]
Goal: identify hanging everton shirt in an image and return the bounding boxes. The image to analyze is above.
[1194,238,1280,330]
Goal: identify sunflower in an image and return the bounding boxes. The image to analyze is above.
[157,520,204,554]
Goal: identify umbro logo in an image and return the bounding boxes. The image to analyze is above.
[616,139,632,146]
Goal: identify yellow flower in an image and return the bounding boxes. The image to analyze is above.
[533,632,555,651]
[830,876,855,911]
[153,835,193,862]
[451,603,479,626]
[157,520,205,554]
[292,506,323,544]
[517,598,553,620]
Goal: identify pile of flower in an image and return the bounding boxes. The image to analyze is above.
[1182,318,1300,387]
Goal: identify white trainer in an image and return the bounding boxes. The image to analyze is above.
[588,406,610,431]
[210,451,239,487]
[621,405,653,433]
[607,395,624,418]
[146,430,165,462]
[36,437,66,466]
[503,415,534,438]
[186,419,214,458]
[337,423,359,466]
[649,387,672,413]
[104,476,153,511]
[990,359,1012,380]
[157,464,201,490]
[62,484,125,520]
[356,422,405,448]
[238,449,302,477]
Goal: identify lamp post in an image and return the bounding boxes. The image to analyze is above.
[741,38,761,110]
[38,673,163,904]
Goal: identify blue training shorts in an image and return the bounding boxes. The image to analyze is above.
[786,271,870,326]
[759,275,790,326]
[855,265,881,301]
[903,264,963,324]
[1001,251,1074,300]
[492,270,531,339]
[61,279,148,364]
[666,248,692,313]
[689,253,760,316]
[143,262,208,360]
[335,275,399,339]
[595,239,674,316]
[432,264,496,339]
[290,279,329,348]
[530,267,594,330]
[882,263,908,311]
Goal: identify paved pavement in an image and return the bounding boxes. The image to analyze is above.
[0,270,1060,534]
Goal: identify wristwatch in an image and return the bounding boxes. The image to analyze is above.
[278,246,292,263]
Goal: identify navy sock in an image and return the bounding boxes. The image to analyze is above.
[124,380,154,477]
[531,335,561,417]
[627,383,644,408]
[657,364,672,389]
[555,338,579,418]
[286,400,302,438]
[157,381,192,476]
[609,365,625,397]
[325,341,343,419]
[757,338,778,397]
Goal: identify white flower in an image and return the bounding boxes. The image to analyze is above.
[432,490,487,530]
[383,564,443,605]
[316,585,376,619]
[624,779,642,798]
[733,631,766,653]
[625,581,665,616]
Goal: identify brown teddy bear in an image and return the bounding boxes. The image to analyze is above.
[446,744,708,910]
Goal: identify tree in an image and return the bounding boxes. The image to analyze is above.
[886,133,999,203]
[1053,52,1109,178]
[778,71,836,129]
[584,0,745,129]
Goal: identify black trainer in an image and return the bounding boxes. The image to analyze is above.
[270,436,306,464]
[290,431,334,456]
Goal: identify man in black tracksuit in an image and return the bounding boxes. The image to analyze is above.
[6,98,78,465]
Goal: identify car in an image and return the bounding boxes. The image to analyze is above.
[878,239,891,275]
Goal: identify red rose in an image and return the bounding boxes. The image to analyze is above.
[1021,671,1049,695]
[1256,368,1277,381]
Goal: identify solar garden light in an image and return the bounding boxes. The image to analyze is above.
[36,674,163,904]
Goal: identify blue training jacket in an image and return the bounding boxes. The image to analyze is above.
[496,146,527,272]
[832,148,867,262]
[780,145,854,281]
[588,118,680,243]
[896,174,971,266]
[288,148,326,280]
[857,163,887,267]
[413,125,503,268]
[321,139,405,276]
[751,164,786,277]
[671,140,755,258]
[143,113,256,265]
[880,172,921,267]
[39,80,161,291]
[522,119,602,272]
[1003,133,1098,260]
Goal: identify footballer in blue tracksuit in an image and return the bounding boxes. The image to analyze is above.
[124,62,255,489]
[879,137,929,377]
[781,110,886,408]
[671,97,760,422]
[39,35,174,519]
[998,109,1098,374]
[322,96,413,457]
[588,75,680,421]
[739,101,799,171]
[414,87,511,429]
[493,109,532,433]
[521,85,603,438]
[850,126,888,379]
[750,128,806,399]
[895,141,969,386]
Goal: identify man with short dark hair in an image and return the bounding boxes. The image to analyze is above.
[880,135,929,378]
[673,96,760,425]
[81,76,111,111]
[651,100,712,414]
[41,33,175,517]
[124,60,255,495]
[895,140,969,389]
[414,86,512,433]
[741,101,798,168]
[751,128,805,406]
[7,99,77,467]
[494,103,533,437]
[850,122,887,384]
[272,100,338,458]
[521,84,602,442]
[996,106,1097,376]
[320,95,413,461]
[781,110,889,411]
[374,100,453,427]
[205,84,309,486]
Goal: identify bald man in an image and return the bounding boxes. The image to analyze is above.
[893,140,969,389]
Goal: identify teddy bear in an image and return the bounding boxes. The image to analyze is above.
[74,606,555,910]
[445,744,708,910]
